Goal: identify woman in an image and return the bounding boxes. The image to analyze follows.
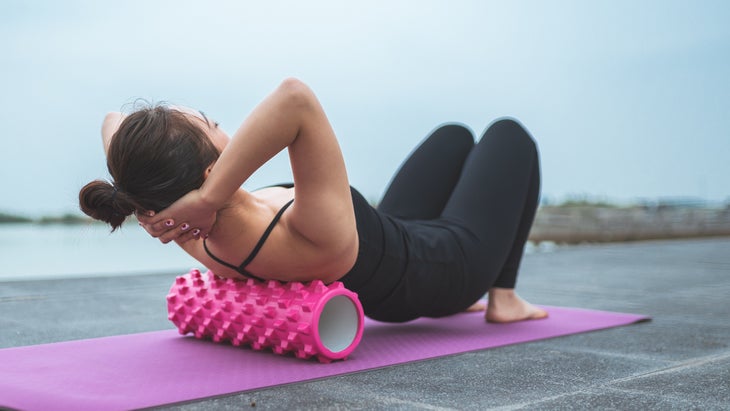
[80,78,547,323]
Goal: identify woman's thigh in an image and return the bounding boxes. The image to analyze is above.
[442,119,539,281]
[378,124,474,220]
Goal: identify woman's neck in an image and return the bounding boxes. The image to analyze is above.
[210,188,255,235]
[223,188,253,208]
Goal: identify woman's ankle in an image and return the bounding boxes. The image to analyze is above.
[486,287,548,323]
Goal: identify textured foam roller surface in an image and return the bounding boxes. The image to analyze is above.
[167,269,364,362]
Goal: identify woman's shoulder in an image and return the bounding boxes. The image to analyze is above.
[252,185,295,203]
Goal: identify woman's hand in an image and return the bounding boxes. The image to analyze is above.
[137,189,218,244]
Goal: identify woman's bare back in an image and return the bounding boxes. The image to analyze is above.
[177,186,357,283]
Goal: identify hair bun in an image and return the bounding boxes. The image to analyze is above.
[79,180,135,231]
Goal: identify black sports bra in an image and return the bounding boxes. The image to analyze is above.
[203,199,294,281]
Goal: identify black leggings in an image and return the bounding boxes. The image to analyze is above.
[378,118,540,292]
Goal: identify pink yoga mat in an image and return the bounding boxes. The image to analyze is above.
[0,306,648,411]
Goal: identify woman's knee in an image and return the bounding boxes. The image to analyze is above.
[481,117,537,155]
[427,123,475,150]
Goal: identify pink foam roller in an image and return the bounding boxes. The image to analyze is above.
[167,269,364,363]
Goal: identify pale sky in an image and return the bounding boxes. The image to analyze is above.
[1,0,729,216]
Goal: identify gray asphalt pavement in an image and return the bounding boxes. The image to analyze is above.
[2,237,729,410]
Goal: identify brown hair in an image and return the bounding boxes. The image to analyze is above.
[79,105,220,231]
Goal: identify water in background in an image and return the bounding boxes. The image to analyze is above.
[0,224,544,282]
[0,224,200,281]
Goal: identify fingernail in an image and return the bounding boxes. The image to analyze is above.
[165,219,174,227]
[147,211,155,217]
[181,223,190,231]
[192,229,201,236]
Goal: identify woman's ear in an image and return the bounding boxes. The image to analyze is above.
[204,162,215,179]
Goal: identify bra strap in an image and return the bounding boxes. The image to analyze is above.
[201,199,293,282]
[203,238,242,273]
[238,199,294,270]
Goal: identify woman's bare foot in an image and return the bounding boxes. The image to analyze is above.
[485,287,548,323]
[465,301,486,313]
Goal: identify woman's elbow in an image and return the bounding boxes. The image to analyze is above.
[103,112,123,126]
[101,112,124,134]
[101,112,124,153]
[277,78,316,109]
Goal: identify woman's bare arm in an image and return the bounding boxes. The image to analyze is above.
[101,112,125,155]
[141,79,356,251]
